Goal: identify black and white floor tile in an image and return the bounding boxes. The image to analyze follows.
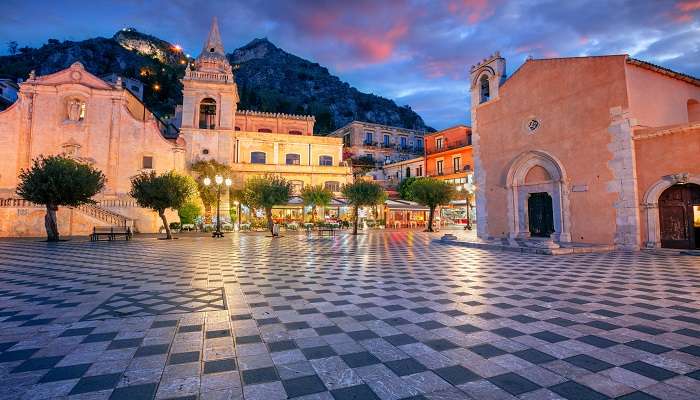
[0,232,698,399]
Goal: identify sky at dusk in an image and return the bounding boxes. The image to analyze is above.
[1,0,699,130]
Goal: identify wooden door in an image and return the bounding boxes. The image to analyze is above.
[659,184,700,249]
[528,192,554,238]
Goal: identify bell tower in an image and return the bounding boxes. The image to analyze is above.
[469,52,506,239]
[180,17,239,131]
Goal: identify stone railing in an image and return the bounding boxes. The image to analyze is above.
[0,198,41,208]
[0,198,133,227]
[98,199,139,208]
[75,203,133,228]
[184,70,233,83]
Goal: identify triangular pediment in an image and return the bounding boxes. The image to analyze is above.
[33,62,113,90]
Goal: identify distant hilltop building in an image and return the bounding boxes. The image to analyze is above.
[0,17,351,237]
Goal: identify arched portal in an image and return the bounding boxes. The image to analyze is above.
[506,151,571,242]
[642,174,700,249]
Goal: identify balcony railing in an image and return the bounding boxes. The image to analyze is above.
[426,139,469,155]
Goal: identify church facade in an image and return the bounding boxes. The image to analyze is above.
[471,53,700,250]
[0,18,350,237]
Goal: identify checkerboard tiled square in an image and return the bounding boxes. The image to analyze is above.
[0,232,698,399]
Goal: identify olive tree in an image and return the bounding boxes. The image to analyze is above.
[242,175,291,236]
[300,185,333,223]
[129,171,195,239]
[341,180,387,235]
[410,178,454,232]
[16,155,105,241]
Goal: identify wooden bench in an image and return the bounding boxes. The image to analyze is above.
[90,226,132,241]
[318,227,336,237]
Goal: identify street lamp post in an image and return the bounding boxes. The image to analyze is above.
[203,175,232,238]
[233,200,241,231]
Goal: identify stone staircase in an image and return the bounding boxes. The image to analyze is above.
[75,203,134,228]
[0,198,134,228]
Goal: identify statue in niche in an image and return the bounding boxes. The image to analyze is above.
[67,99,82,121]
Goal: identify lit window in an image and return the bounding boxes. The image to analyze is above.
[286,153,300,165]
[436,138,443,150]
[324,181,340,192]
[319,155,333,166]
[251,151,266,164]
[437,160,443,175]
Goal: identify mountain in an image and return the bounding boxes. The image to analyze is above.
[0,29,434,133]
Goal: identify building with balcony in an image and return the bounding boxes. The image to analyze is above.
[424,125,474,226]
[425,125,473,184]
[371,156,424,189]
[328,120,426,167]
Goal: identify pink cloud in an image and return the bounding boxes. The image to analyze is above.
[447,0,497,24]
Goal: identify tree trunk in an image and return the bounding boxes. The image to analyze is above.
[159,211,172,239]
[352,205,359,235]
[45,204,59,242]
[426,206,435,232]
[311,205,317,223]
[204,204,212,224]
[266,207,275,236]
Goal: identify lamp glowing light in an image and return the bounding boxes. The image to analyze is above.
[203,177,211,186]
[215,175,223,185]
[225,178,232,187]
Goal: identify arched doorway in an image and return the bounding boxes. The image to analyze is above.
[659,183,700,249]
[528,192,554,237]
[506,151,571,242]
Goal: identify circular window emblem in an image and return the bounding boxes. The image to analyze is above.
[70,71,82,82]
[523,117,541,134]
[527,119,539,131]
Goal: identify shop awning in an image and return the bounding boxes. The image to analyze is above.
[385,199,429,211]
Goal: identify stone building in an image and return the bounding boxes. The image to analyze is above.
[0,17,351,237]
[176,17,350,195]
[471,52,700,249]
[369,156,425,189]
[328,120,425,166]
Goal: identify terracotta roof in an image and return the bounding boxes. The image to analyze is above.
[626,56,700,87]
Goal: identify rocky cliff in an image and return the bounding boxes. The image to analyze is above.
[0,29,434,133]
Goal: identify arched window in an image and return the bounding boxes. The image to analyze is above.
[688,99,700,123]
[251,151,266,164]
[319,155,333,166]
[258,128,272,133]
[199,98,216,129]
[288,130,303,135]
[324,181,340,192]
[286,153,301,165]
[479,75,490,104]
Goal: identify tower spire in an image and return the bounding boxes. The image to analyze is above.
[201,17,225,57]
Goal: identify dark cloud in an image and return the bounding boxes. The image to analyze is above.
[1,0,697,129]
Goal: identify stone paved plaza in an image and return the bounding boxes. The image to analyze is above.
[0,232,699,400]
